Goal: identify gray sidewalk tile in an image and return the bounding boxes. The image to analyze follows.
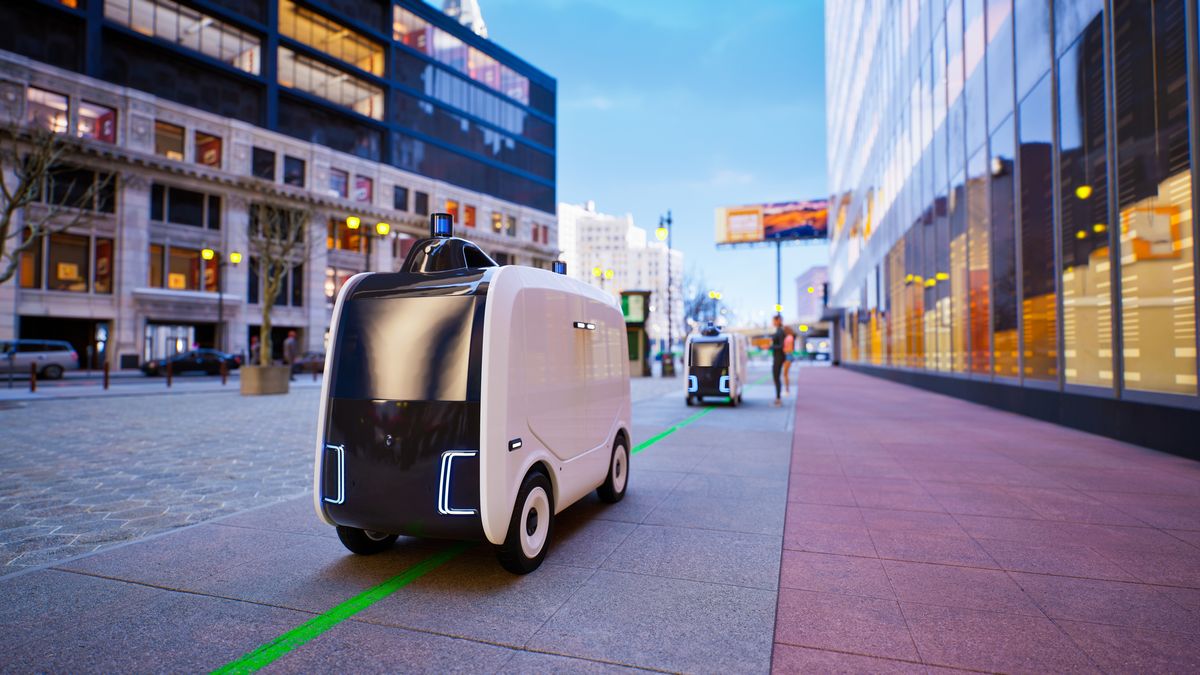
[357,556,594,648]
[496,650,657,674]
[545,512,637,569]
[0,569,163,650]
[643,492,785,536]
[527,569,776,674]
[601,523,781,590]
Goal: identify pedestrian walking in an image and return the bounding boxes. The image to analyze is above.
[770,315,785,406]
[782,326,796,395]
[283,330,298,381]
[249,335,260,366]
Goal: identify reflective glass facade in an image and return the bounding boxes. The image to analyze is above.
[826,0,1199,404]
[20,0,555,213]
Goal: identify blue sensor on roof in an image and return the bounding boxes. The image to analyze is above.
[430,213,453,238]
[552,261,567,275]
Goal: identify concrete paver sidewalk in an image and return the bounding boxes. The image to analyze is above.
[2,370,793,673]
[773,368,1200,673]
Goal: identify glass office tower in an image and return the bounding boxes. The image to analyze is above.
[825,1,1198,454]
[0,0,555,213]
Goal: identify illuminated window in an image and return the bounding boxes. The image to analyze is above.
[464,205,476,228]
[393,6,530,105]
[277,47,383,120]
[353,176,372,203]
[279,0,383,76]
[47,234,89,293]
[77,102,116,143]
[26,87,69,134]
[148,245,216,291]
[491,211,502,232]
[195,131,222,168]
[326,218,364,253]
[155,121,185,160]
[104,0,261,74]
[445,199,459,222]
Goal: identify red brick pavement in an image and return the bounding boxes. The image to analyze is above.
[771,367,1200,673]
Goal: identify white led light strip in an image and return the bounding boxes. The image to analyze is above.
[437,450,479,516]
[323,444,345,505]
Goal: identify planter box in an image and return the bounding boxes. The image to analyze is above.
[240,365,290,395]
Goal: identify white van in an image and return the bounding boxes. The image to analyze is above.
[684,324,749,406]
[314,214,632,574]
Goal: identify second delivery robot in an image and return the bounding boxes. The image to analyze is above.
[314,214,632,573]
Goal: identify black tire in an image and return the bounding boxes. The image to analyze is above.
[41,364,64,380]
[496,471,553,574]
[597,437,629,504]
[336,526,398,555]
[685,395,694,406]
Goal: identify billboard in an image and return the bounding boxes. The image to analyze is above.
[715,199,828,245]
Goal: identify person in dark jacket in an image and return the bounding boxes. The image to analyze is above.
[770,314,785,406]
[283,330,298,381]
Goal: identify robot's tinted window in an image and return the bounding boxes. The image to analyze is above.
[332,296,476,401]
[690,341,729,368]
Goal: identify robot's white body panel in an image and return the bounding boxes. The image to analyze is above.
[684,331,750,402]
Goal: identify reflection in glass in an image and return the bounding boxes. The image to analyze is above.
[990,117,1018,377]
[277,47,384,120]
[1013,0,1052,100]
[967,148,991,373]
[985,0,1014,133]
[48,234,89,292]
[1058,29,1112,387]
[1112,0,1195,394]
[1018,75,1057,381]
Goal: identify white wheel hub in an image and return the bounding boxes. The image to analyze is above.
[612,447,628,494]
[519,486,550,559]
[364,530,390,541]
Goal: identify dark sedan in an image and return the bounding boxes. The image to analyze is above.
[141,349,242,376]
[291,351,325,374]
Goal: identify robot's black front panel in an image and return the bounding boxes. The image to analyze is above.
[690,340,730,396]
[323,399,484,540]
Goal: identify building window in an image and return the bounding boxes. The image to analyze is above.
[445,199,459,222]
[278,0,383,76]
[148,244,220,292]
[46,233,89,292]
[104,0,262,74]
[393,185,409,211]
[354,175,373,203]
[19,229,42,289]
[94,238,113,294]
[291,263,304,306]
[327,217,364,253]
[150,183,221,229]
[506,214,516,237]
[414,191,429,215]
[329,168,349,198]
[277,47,384,120]
[463,205,476,228]
[532,223,539,243]
[248,256,259,304]
[325,267,355,307]
[155,121,185,160]
[541,225,549,244]
[195,131,222,168]
[392,6,530,106]
[149,244,163,287]
[1017,74,1056,382]
[283,155,306,187]
[26,87,68,134]
[491,211,502,233]
[40,166,115,213]
[251,147,275,180]
[77,102,116,143]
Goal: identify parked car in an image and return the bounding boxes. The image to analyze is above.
[291,351,325,374]
[0,339,78,379]
[141,349,241,376]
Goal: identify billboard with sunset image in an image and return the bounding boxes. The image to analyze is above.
[715,199,828,245]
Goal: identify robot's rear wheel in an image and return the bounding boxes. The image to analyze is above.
[336,526,398,554]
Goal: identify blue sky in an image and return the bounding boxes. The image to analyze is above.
[473,0,828,322]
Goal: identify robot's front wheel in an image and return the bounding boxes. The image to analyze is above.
[496,471,553,574]
[336,526,398,554]
[597,437,629,504]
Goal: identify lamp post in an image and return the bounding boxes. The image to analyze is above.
[656,211,675,376]
[708,290,722,323]
[200,246,242,353]
[592,265,614,293]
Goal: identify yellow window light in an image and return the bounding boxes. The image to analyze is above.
[935,272,949,281]
[346,216,361,229]
[913,275,924,283]
[375,222,391,236]
[1075,185,1093,200]
[904,273,914,283]
[201,247,215,261]
[924,278,937,287]
[228,252,243,264]
[1092,223,1107,233]
[1075,230,1087,240]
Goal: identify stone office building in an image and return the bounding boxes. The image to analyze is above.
[0,0,558,368]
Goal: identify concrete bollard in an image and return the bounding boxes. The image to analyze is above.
[103,361,110,390]
[312,365,317,382]
[166,360,172,388]
[221,360,228,386]
[29,362,36,393]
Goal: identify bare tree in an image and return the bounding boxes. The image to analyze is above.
[247,201,312,366]
[682,267,718,326]
[0,124,114,285]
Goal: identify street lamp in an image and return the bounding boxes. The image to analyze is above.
[657,211,675,376]
[201,246,242,353]
[708,290,722,323]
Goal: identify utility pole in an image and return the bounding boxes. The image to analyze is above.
[656,211,675,377]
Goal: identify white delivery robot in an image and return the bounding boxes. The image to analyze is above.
[684,322,749,406]
[314,214,632,574]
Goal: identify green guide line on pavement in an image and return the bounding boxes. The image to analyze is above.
[633,406,715,454]
[209,398,728,674]
[211,542,471,675]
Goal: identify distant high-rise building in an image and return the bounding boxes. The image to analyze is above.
[824,0,1199,455]
[793,266,828,325]
[443,0,489,38]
